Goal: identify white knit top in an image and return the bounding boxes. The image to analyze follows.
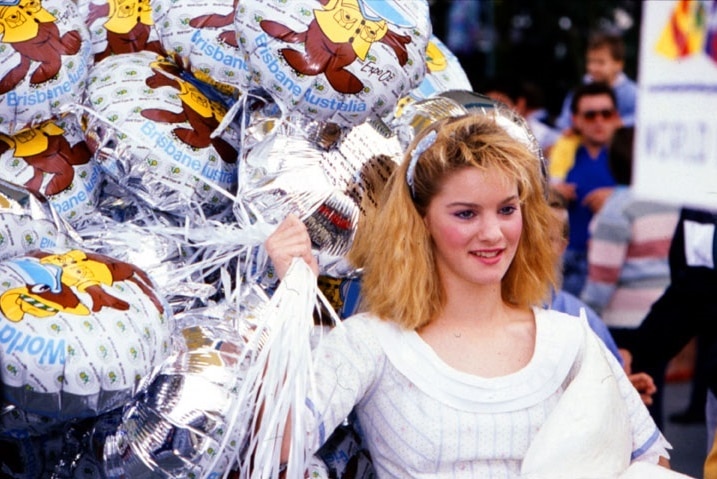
[306,308,670,478]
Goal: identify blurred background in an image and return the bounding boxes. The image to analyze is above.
[427,0,643,118]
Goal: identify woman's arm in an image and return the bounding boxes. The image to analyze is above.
[264,214,319,279]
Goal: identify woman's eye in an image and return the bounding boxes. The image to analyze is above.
[499,205,518,215]
[455,210,475,219]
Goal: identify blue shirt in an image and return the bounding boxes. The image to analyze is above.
[566,145,616,252]
[550,289,624,366]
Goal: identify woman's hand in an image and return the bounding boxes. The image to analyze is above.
[264,214,319,279]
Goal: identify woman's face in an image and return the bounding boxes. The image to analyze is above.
[423,167,523,290]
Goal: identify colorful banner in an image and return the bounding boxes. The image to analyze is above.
[634,0,717,210]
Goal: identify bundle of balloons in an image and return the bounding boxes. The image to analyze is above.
[0,1,542,478]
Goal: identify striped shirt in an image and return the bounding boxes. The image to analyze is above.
[581,187,680,328]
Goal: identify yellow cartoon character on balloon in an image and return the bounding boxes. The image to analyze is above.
[259,0,412,94]
[0,0,82,94]
[0,249,164,322]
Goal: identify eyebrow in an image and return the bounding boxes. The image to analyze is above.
[447,195,520,208]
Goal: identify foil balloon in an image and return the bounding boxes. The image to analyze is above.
[77,0,166,63]
[235,115,402,272]
[387,34,472,125]
[154,0,246,98]
[0,403,120,478]
[82,51,240,215]
[234,0,432,127]
[397,34,471,107]
[316,423,376,479]
[0,0,93,135]
[0,248,172,420]
[0,113,104,227]
[390,94,468,152]
[0,180,79,263]
[0,208,65,263]
[1,401,63,439]
[396,91,545,165]
[102,299,271,479]
[415,35,472,99]
[74,212,205,312]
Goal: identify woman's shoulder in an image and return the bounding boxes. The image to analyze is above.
[324,312,398,353]
[533,307,590,351]
[341,312,394,332]
[534,306,587,330]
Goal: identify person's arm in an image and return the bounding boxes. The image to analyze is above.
[264,213,319,279]
[583,186,614,213]
[260,214,319,475]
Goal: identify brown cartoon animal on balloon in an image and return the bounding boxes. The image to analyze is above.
[0,122,91,196]
[259,0,411,94]
[140,61,238,164]
[86,0,164,62]
[0,257,91,322]
[188,0,239,48]
[0,0,82,95]
[31,249,165,315]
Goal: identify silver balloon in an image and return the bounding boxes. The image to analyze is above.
[391,94,469,150]
[0,179,81,262]
[81,52,241,218]
[235,114,403,273]
[392,91,548,187]
[103,293,271,479]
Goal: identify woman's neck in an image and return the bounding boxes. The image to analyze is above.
[438,281,507,327]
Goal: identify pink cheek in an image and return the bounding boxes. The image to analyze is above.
[506,221,523,244]
[438,224,471,248]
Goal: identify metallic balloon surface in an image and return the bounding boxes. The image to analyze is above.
[234,0,431,126]
[0,248,172,420]
[0,0,92,135]
[236,115,402,275]
[0,114,103,227]
[83,51,240,215]
[103,299,271,478]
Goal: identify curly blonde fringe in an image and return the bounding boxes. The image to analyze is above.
[348,114,558,330]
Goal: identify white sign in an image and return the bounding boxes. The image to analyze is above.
[634,0,717,210]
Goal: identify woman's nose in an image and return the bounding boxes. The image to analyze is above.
[478,215,502,242]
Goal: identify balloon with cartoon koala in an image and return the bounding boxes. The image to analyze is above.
[0,0,93,134]
[0,113,104,227]
[389,34,472,121]
[0,248,172,420]
[82,50,240,215]
[0,195,69,264]
[234,0,431,127]
[77,0,166,63]
[153,0,245,98]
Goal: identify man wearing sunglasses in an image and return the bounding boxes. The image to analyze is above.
[550,81,621,297]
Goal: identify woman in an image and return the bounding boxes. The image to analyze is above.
[265,114,676,477]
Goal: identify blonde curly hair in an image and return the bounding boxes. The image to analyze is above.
[348,113,558,330]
